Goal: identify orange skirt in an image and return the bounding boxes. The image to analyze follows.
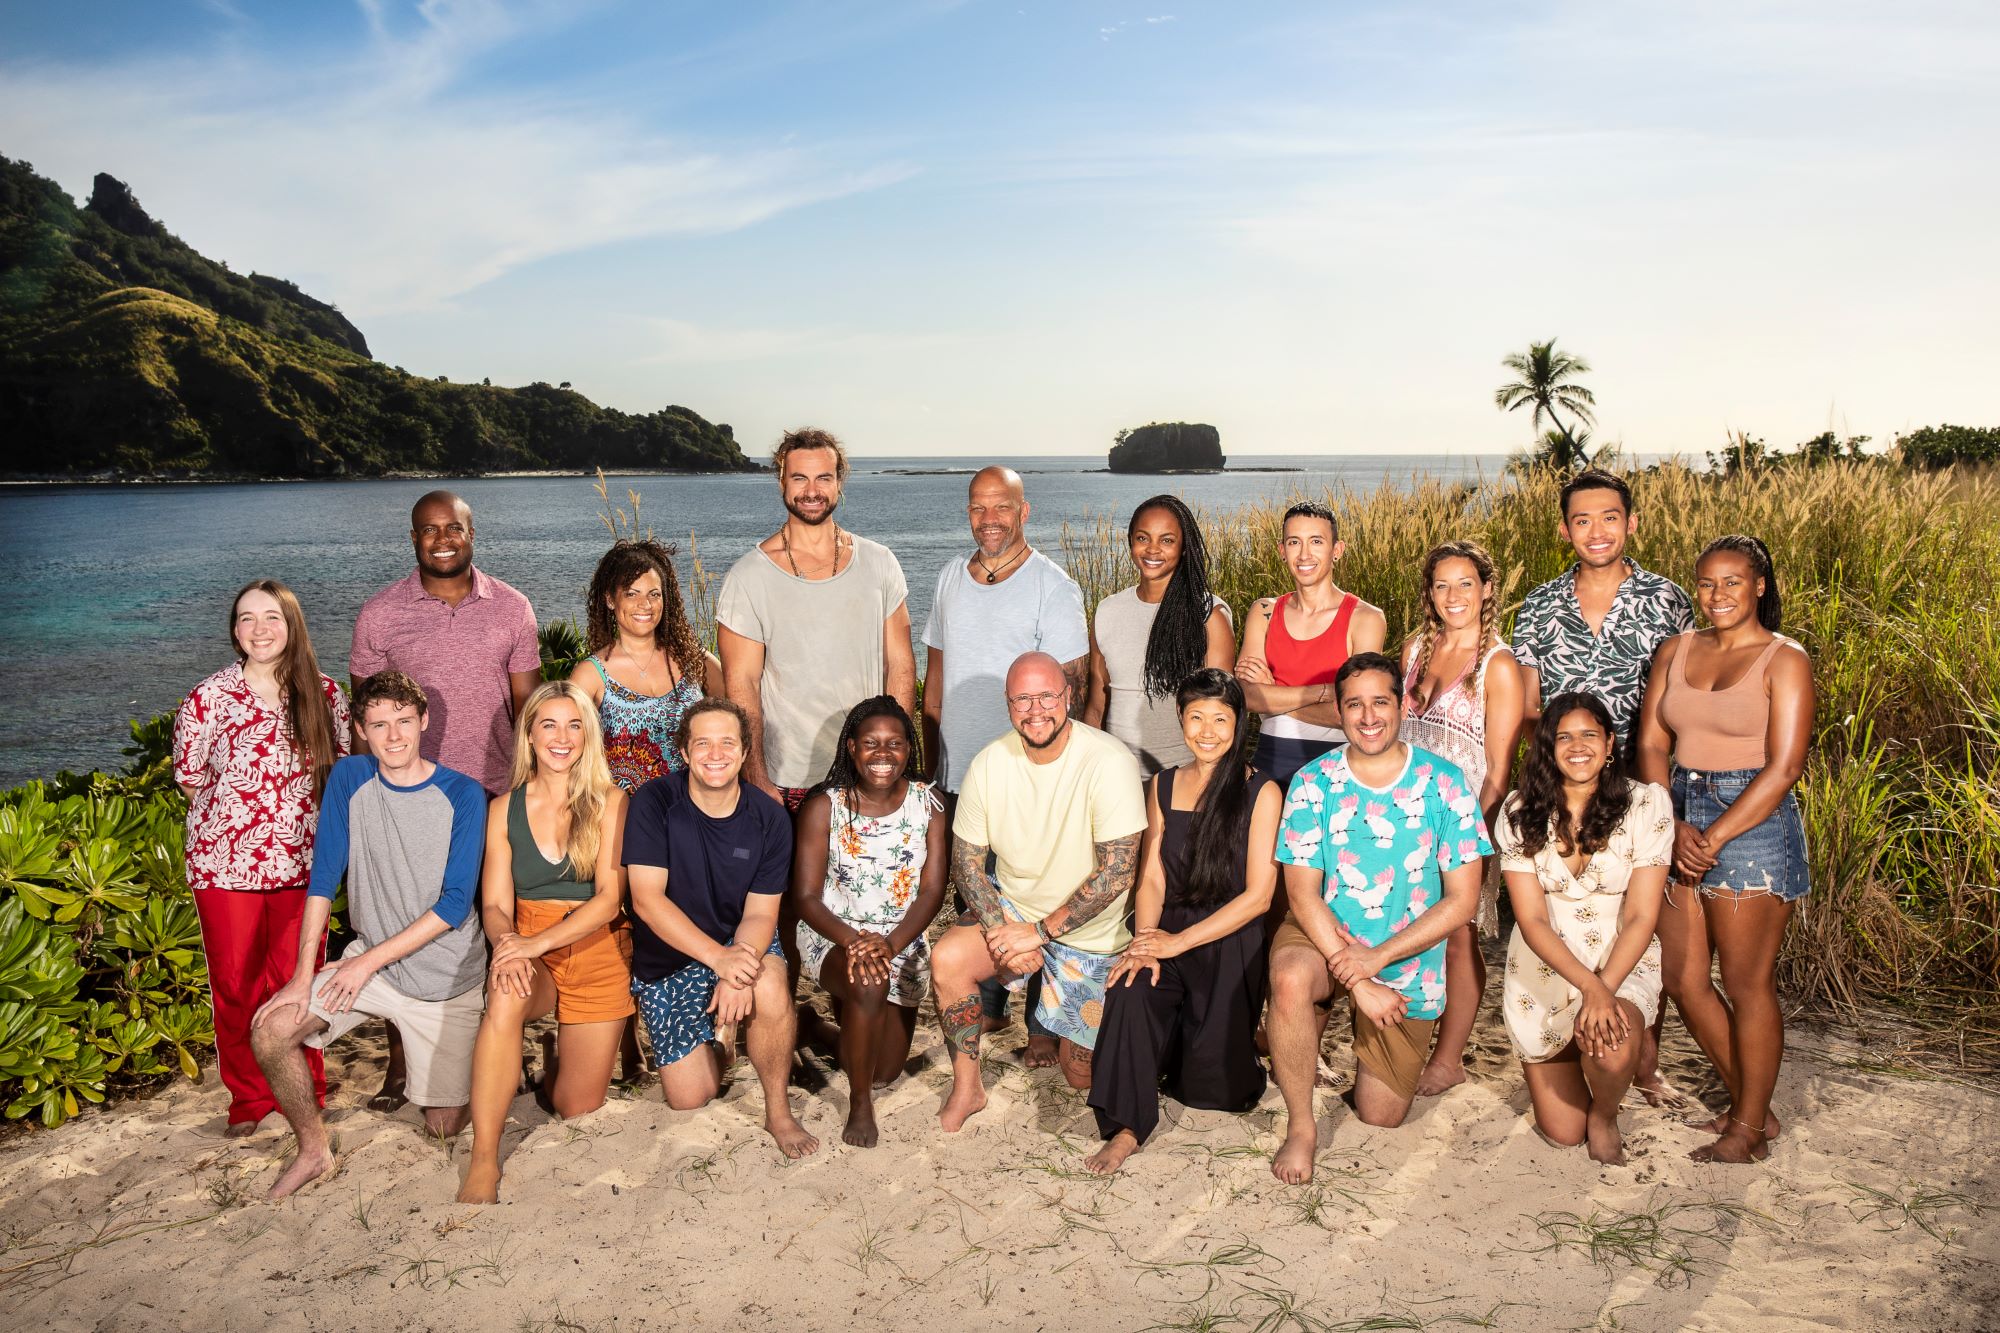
[516,897,635,1024]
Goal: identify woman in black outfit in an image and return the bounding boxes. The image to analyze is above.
[1085,669,1284,1174]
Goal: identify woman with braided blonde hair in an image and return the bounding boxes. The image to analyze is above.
[1398,540,1524,1096]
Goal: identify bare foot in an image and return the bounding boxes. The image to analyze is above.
[266,1143,336,1200]
[1585,1113,1625,1165]
[939,1080,988,1132]
[767,1111,821,1160]
[842,1102,879,1148]
[980,1014,1009,1035]
[456,1159,502,1204]
[1414,1060,1467,1098]
[1271,1125,1317,1185]
[1690,1125,1768,1164]
[1023,1035,1058,1069]
[224,1119,259,1139]
[1635,1072,1689,1108]
[1085,1130,1140,1176]
[367,1077,407,1115]
[1690,1109,1781,1140]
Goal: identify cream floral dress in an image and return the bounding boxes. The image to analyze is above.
[1496,782,1673,1062]
[795,783,939,1007]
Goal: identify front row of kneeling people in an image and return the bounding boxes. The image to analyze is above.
[197,458,1809,1202]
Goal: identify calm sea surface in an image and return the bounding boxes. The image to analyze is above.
[0,453,1505,785]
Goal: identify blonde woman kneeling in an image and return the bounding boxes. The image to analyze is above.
[459,682,631,1204]
[1497,691,1671,1166]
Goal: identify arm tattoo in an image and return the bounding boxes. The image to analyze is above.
[1049,833,1141,937]
[951,835,1003,929]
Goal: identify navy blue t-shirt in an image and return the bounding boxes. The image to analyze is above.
[623,771,793,983]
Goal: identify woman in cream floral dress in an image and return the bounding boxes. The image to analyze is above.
[1496,692,1672,1165]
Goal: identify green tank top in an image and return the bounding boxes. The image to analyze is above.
[509,786,594,902]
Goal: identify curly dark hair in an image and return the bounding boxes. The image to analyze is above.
[1698,533,1783,631]
[1167,669,1257,910]
[819,696,918,820]
[583,539,706,686]
[1129,495,1218,700]
[1507,691,1635,859]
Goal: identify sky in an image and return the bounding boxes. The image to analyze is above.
[2,0,1996,458]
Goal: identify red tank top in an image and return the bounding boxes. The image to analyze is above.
[1266,591,1358,686]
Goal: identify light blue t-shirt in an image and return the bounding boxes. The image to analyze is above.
[1275,744,1492,1020]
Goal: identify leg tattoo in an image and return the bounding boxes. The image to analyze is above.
[940,994,984,1058]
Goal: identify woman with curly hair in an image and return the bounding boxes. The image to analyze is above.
[790,697,949,1146]
[1083,495,1236,776]
[570,539,721,791]
[1497,691,1672,1165]
[1398,540,1524,1096]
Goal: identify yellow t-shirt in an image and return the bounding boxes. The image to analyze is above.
[953,722,1148,955]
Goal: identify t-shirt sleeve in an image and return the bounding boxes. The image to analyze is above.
[752,799,794,895]
[953,756,989,846]
[1274,768,1329,871]
[172,679,215,789]
[1429,761,1494,872]
[621,780,674,869]
[1494,795,1533,872]
[1042,571,1090,663]
[1087,744,1148,842]
[307,757,368,900]
[348,603,387,679]
[507,592,542,675]
[325,676,352,756]
[431,771,488,928]
[921,562,950,652]
[878,545,910,614]
[714,562,767,643]
[1629,783,1674,869]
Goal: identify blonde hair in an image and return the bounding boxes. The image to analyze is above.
[1405,540,1500,714]
[507,680,614,874]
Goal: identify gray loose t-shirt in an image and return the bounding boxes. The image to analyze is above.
[716,535,909,789]
[921,550,1088,793]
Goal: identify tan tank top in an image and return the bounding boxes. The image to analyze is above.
[1656,631,1794,771]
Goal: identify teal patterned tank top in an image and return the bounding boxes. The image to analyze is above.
[589,655,703,792]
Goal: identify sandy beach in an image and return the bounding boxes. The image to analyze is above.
[2,973,1993,1333]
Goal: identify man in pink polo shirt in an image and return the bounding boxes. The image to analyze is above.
[349,489,541,1107]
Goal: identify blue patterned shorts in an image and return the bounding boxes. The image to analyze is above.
[631,939,784,1068]
[1671,766,1811,902]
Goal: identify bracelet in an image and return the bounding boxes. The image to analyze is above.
[1035,919,1053,944]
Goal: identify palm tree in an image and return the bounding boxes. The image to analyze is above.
[1495,339,1597,467]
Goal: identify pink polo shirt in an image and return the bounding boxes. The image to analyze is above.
[349,568,541,794]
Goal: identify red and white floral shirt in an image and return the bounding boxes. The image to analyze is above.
[174,663,351,892]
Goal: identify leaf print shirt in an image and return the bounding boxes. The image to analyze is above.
[1276,744,1492,1020]
[1511,559,1693,747]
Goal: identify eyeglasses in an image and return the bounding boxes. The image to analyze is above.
[1007,691,1066,712]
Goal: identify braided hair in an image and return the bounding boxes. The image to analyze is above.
[1506,691,1635,859]
[1131,495,1218,700]
[584,539,706,687]
[1405,541,1500,714]
[819,695,918,823]
[1698,534,1783,631]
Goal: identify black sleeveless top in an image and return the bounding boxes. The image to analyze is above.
[1156,765,1278,911]
[509,785,594,902]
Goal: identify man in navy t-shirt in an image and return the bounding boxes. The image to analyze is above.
[624,699,819,1159]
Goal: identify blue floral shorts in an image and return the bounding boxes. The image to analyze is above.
[631,939,785,1068]
[1671,766,1811,902]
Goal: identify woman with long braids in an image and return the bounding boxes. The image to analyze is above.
[791,697,949,1147]
[1085,670,1282,1175]
[570,539,721,792]
[1236,501,1387,786]
[1497,691,1671,1165]
[174,580,349,1136]
[1083,495,1236,776]
[1636,535,1812,1165]
[459,681,631,1204]
[1398,540,1524,1096]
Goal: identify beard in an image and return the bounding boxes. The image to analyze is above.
[1017,714,1070,751]
[784,493,840,526]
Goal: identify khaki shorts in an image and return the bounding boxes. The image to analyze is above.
[305,942,484,1108]
[1270,916,1437,1103]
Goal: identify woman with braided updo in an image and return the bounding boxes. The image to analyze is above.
[1397,540,1524,1097]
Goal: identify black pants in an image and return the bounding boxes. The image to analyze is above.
[1088,905,1267,1144]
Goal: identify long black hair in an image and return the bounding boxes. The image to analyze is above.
[820,695,917,821]
[1131,495,1217,700]
[1699,534,1782,631]
[1506,691,1635,859]
[1167,669,1259,910]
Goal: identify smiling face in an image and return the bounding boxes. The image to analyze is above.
[1280,514,1342,588]
[967,471,1027,559]
[1695,548,1764,632]
[1336,667,1403,757]
[1005,655,1072,751]
[1550,706,1611,789]
[529,696,587,776]
[847,715,911,795]
[612,569,664,640]
[1179,695,1239,767]
[780,446,843,527]
[1129,504,1184,587]
[681,709,747,792]
[411,495,475,579]
[362,699,429,778]
[232,588,289,667]
[1558,486,1634,570]
[1428,555,1490,633]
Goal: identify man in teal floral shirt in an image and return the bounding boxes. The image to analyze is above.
[1267,652,1491,1185]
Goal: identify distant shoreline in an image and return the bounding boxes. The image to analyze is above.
[0,466,760,488]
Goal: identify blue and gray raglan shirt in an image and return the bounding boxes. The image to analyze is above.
[307,755,489,1002]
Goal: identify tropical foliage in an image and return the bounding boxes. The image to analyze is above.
[1896,423,2000,468]
[1495,338,1597,468]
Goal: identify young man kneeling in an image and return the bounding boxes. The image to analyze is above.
[1267,652,1490,1185]
[623,700,819,1159]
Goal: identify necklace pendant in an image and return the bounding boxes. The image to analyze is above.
[986,570,996,582]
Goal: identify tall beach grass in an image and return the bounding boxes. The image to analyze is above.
[1060,461,2000,1039]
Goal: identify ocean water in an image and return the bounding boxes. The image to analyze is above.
[0,452,1506,785]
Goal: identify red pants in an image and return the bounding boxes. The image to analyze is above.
[194,887,325,1124]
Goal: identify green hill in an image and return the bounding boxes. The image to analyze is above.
[0,156,755,477]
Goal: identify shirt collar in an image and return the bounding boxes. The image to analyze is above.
[402,567,491,604]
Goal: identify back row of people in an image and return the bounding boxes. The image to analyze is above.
[173,434,1811,1202]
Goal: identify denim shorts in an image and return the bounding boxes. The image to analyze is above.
[1670,766,1811,902]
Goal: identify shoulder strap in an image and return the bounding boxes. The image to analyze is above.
[588,655,611,686]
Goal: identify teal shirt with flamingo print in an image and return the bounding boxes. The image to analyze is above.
[1275,744,1492,1020]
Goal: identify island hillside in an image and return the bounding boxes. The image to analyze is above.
[1108,421,1224,472]
[0,156,754,478]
